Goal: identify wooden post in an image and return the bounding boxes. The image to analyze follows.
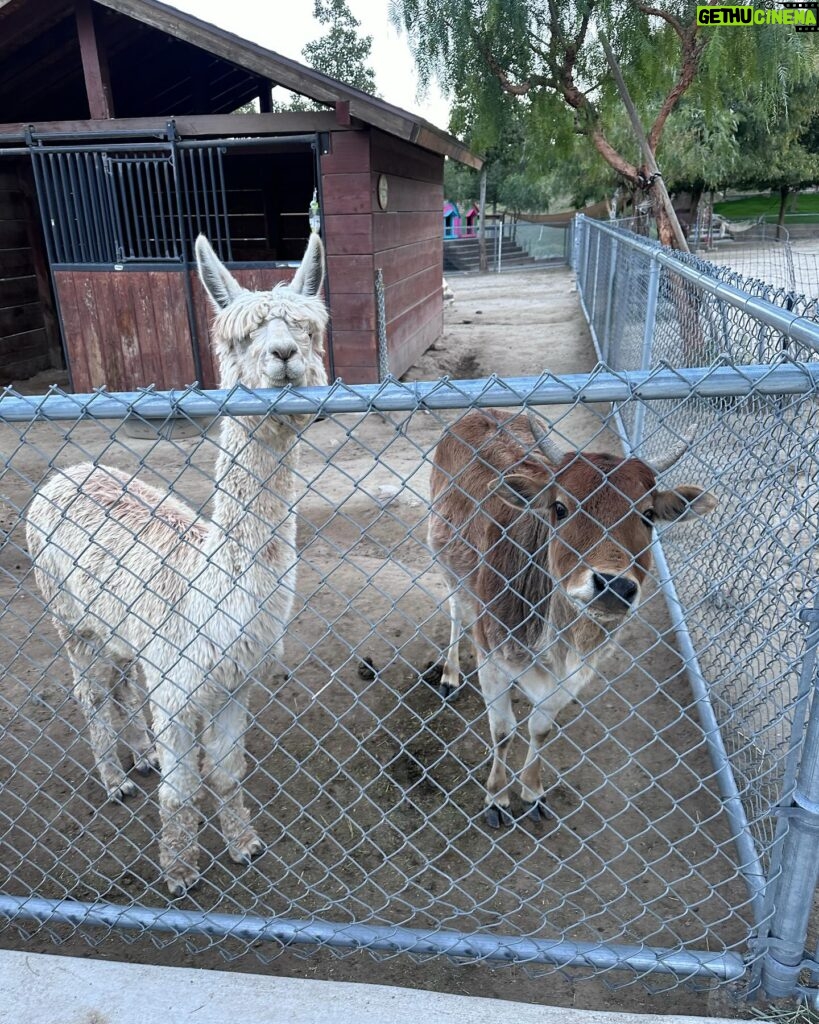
[478,164,487,272]
[598,32,688,252]
[258,81,273,113]
[75,0,114,120]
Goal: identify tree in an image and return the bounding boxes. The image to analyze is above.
[303,0,378,94]
[391,0,816,247]
[268,0,379,112]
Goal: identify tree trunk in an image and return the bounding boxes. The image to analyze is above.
[689,182,704,231]
[651,187,679,248]
[777,185,789,240]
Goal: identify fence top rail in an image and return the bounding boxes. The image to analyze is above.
[576,215,819,354]
[1,361,816,422]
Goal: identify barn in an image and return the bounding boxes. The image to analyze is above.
[0,0,481,389]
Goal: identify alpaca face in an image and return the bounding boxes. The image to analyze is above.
[196,233,330,391]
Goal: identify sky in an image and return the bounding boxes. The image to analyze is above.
[165,0,453,129]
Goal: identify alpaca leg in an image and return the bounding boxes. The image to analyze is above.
[64,636,136,801]
[478,655,516,828]
[202,691,263,865]
[439,592,466,701]
[151,699,202,896]
[113,662,159,776]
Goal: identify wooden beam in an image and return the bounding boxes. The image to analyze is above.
[75,0,114,119]
[335,101,350,127]
[90,0,481,167]
[258,79,272,113]
[0,111,362,139]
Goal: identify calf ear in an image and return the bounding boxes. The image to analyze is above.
[496,461,553,507]
[654,485,717,522]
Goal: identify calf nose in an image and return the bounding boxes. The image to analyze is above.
[592,573,638,606]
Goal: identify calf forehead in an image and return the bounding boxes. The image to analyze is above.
[557,456,655,516]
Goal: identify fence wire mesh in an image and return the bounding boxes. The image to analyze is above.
[575,216,819,1000]
[0,223,818,999]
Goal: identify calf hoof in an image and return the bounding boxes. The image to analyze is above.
[484,803,514,829]
[228,832,265,865]
[438,681,461,702]
[522,797,553,823]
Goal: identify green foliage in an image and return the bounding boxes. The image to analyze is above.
[303,0,379,95]
[391,0,819,209]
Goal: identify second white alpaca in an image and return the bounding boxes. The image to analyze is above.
[25,234,329,895]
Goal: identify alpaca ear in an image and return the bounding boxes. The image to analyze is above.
[290,232,325,297]
[195,235,244,310]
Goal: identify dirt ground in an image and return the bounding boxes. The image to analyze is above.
[0,266,751,1017]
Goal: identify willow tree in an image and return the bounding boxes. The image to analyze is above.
[391,0,816,247]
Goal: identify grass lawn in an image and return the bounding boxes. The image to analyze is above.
[713,192,819,222]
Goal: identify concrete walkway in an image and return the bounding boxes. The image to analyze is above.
[1,949,755,1024]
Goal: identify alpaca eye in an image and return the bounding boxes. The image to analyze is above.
[552,501,568,520]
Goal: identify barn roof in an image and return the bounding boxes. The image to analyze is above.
[0,0,482,169]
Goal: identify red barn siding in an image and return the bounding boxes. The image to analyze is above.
[55,269,198,392]
[371,130,444,378]
[322,131,378,382]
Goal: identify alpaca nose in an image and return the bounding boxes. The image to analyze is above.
[272,341,298,362]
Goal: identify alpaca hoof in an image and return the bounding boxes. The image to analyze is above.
[438,681,460,701]
[134,751,160,776]
[484,804,513,829]
[228,833,265,865]
[109,778,138,802]
[166,873,200,898]
[522,797,553,823]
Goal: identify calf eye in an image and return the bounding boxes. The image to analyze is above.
[642,507,655,525]
[552,501,568,520]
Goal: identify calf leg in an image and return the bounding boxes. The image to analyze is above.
[518,702,555,822]
[201,689,263,866]
[477,655,516,828]
[439,592,466,700]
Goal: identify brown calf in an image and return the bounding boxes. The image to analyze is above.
[428,408,717,827]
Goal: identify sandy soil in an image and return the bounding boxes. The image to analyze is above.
[0,267,750,1017]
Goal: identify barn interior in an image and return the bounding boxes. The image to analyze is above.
[0,0,479,388]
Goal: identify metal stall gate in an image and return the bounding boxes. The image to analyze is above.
[0,234,817,1000]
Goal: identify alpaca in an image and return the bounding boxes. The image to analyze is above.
[25,233,328,895]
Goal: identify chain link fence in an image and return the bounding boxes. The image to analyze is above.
[0,225,818,1001]
[574,215,819,1001]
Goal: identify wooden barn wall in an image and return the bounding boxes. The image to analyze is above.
[54,270,198,393]
[0,165,59,384]
[54,267,304,393]
[371,131,444,380]
[319,129,444,384]
[320,130,376,383]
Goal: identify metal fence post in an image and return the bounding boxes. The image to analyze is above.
[601,237,618,363]
[630,255,660,449]
[761,600,819,999]
[590,229,602,327]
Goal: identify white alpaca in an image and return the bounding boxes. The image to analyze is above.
[25,234,329,895]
